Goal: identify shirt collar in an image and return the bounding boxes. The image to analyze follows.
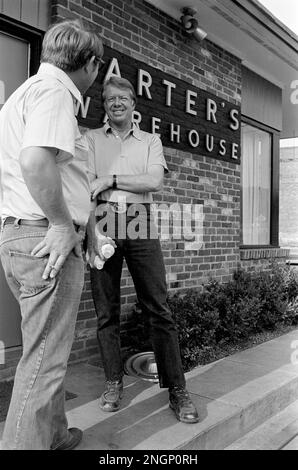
[37,63,82,104]
[104,121,142,140]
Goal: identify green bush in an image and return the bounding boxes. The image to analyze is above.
[170,263,298,369]
[129,263,298,371]
[281,297,298,325]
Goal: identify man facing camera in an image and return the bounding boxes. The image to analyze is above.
[87,76,199,424]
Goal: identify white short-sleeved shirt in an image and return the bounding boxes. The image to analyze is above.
[0,63,90,226]
[86,122,168,203]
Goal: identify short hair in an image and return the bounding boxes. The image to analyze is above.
[41,20,103,72]
[102,76,137,104]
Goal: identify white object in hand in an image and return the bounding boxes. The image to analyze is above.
[88,225,116,269]
[101,243,115,259]
[93,255,105,270]
[93,243,115,269]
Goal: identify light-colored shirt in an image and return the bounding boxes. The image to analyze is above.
[0,63,90,226]
[86,122,168,203]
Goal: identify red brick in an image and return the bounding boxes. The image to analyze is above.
[69,1,91,18]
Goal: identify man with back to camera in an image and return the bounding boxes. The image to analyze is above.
[0,20,105,450]
[87,76,199,424]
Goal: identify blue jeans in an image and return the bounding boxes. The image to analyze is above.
[90,207,186,388]
[0,224,84,450]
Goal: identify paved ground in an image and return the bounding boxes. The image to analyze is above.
[1,327,298,450]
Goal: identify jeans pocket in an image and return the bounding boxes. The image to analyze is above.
[9,251,55,295]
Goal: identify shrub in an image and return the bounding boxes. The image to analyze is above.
[281,297,298,325]
[128,263,298,371]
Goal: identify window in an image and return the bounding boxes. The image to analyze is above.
[0,33,30,110]
[0,14,43,77]
[241,122,273,246]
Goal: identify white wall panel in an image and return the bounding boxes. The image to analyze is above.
[1,0,49,30]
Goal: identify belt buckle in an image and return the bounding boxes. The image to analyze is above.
[111,202,127,214]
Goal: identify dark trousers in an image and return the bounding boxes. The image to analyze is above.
[90,208,185,389]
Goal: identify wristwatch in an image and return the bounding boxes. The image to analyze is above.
[112,174,117,189]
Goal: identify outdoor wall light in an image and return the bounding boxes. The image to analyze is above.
[180,6,207,41]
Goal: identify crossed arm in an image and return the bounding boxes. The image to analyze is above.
[86,164,165,266]
[90,164,164,199]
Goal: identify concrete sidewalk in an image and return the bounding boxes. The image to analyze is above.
[1,328,298,449]
[63,328,298,450]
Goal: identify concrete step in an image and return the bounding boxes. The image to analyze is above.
[283,435,298,449]
[2,328,298,450]
[62,328,298,450]
[225,399,298,450]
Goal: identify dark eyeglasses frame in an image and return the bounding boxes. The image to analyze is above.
[96,57,105,70]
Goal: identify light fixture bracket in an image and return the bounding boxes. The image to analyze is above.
[180,6,207,41]
[181,6,197,17]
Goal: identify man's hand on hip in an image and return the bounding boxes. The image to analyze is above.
[31,224,83,279]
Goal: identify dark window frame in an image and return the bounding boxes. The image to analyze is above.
[240,115,280,249]
[0,13,44,77]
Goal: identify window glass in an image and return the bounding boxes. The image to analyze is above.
[241,123,272,245]
[0,32,29,110]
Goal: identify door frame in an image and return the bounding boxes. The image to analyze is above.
[0,13,43,76]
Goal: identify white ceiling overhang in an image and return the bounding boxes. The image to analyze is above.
[146,0,298,139]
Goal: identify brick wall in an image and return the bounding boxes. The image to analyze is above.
[240,248,290,273]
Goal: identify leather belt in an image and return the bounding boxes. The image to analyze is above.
[97,200,151,214]
[3,217,84,233]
